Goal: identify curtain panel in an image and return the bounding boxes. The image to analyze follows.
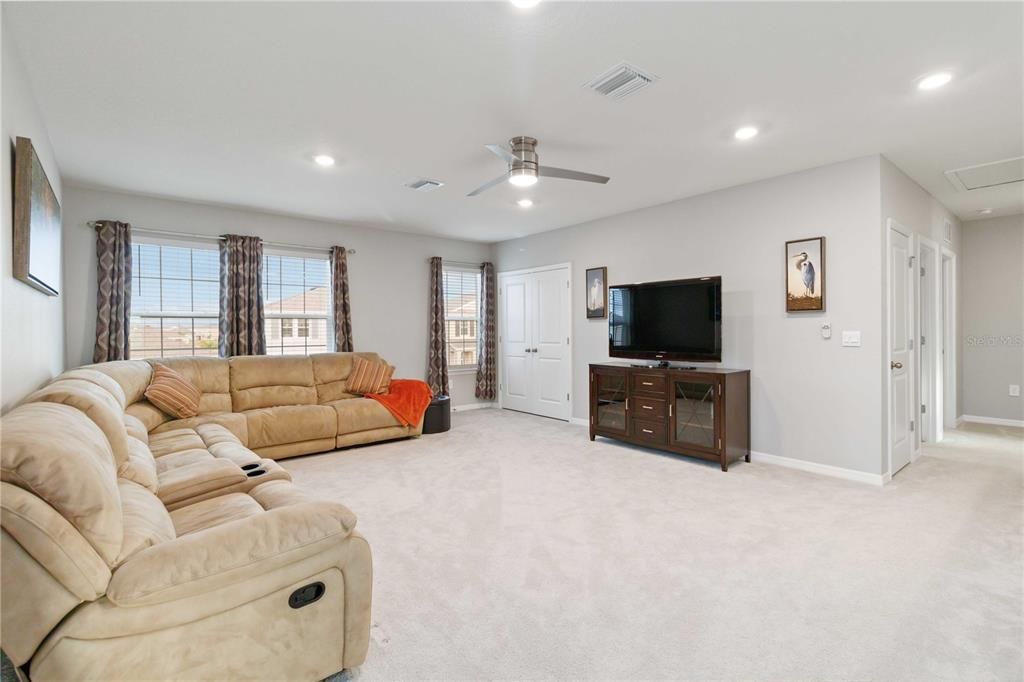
[475,262,497,400]
[330,246,354,352]
[426,256,450,395]
[218,234,266,357]
[92,220,133,363]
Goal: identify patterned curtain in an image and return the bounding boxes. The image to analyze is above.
[218,235,265,357]
[475,262,497,400]
[426,256,449,396]
[330,246,354,352]
[92,220,132,362]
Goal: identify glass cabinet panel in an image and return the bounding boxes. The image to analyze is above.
[594,372,628,433]
[672,379,716,449]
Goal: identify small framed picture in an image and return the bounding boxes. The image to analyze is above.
[785,237,825,312]
[586,266,607,319]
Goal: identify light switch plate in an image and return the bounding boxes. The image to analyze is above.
[1011,385,1021,397]
[841,330,861,347]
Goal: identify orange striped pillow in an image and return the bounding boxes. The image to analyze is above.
[347,356,395,395]
[144,364,201,418]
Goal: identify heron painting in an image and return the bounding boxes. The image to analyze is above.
[785,237,825,311]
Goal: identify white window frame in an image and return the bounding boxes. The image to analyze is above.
[129,237,221,359]
[262,248,334,356]
[442,264,482,373]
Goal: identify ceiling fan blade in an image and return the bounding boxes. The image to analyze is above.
[538,166,610,184]
[484,144,519,165]
[466,173,509,197]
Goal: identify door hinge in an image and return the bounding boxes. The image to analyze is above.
[908,338,914,350]
[908,256,915,268]
[921,404,926,414]
[910,420,915,432]
[920,266,926,277]
[566,280,570,288]
[566,393,570,401]
[921,335,926,346]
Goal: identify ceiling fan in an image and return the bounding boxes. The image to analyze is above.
[467,136,610,197]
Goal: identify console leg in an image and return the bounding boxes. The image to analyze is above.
[721,461,728,472]
[589,432,595,442]
[745,453,751,463]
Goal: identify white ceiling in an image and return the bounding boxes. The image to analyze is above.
[6,1,1022,242]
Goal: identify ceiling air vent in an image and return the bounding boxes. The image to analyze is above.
[404,177,445,192]
[944,157,1024,191]
[585,62,658,99]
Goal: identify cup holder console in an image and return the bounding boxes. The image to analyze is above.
[246,469,267,478]
[241,463,261,471]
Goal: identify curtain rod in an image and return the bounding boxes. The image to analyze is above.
[87,223,355,254]
[435,259,483,268]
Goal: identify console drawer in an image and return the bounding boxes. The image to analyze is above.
[631,419,666,444]
[632,396,666,418]
[632,373,666,396]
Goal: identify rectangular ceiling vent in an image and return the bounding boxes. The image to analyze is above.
[585,62,658,99]
[944,156,1024,191]
[404,177,445,192]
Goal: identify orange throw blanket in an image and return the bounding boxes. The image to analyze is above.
[365,379,434,427]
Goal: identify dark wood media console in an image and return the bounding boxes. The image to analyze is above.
[588,363,750,471]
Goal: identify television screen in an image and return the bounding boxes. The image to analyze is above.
[608,276,721,362]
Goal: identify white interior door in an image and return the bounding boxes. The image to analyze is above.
[889,223,913,475]
[499,265,571,421]
[500,273,531,414]
[531,267,571,420]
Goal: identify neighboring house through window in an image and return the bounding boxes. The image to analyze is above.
[442,266,481,369]
[263,252,332,355]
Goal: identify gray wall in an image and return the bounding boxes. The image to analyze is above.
[961,214,1024,422]
[1,16,65,411]
[62,187,495,408]
[495,156,886,474]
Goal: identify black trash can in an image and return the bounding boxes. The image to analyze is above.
[422,394,451,434]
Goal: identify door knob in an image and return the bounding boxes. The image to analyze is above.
[890,361,903,369]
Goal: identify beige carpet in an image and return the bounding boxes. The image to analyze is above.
[280,410,1023,681]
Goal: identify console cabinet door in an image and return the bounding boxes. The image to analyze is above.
[590,367,629,436]
[668,373,721,454]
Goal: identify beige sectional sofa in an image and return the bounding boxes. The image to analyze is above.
[1,352,418,680]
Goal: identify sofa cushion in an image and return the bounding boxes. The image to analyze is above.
[150,357,232,414]
[149,429,207,458]
[116,480,175,566]
[1,403,123,566]
[149,412,249,445]
[55,368,127,409]
[83,360,153,406]
[311,352,380,403]
[346,356,394,395]
[24,379,131,468]
[145,364,202,419]
[125,400,170,433]
[328,398,403,434]
[121,437,159,493]
[169,492,265,536]
[244,405,337,449]
[123,414,149,443]
[230,356,317,411]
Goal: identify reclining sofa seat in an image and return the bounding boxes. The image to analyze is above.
[0,351,413,680]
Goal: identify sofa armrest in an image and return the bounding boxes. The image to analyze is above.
[107,501,356,607]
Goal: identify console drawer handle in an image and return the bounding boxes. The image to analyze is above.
[642,405,653,410]
[642,381,653,386]
[642,428,653,434]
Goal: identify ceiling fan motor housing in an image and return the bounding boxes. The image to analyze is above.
[509,136,539,173]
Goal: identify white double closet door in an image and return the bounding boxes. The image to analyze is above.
[498,264,572,421]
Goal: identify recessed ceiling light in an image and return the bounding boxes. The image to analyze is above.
[978,208,994,215]
[918,72,953,91]
[313,154,335,167]
[517,198,534,208]
[734,126,759,141]
[510,0,540,8]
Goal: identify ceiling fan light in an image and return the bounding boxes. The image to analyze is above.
[510,0,540,8]
[509,168,538,187]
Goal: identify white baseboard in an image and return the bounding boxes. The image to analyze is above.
[750,450,886,486]
[451,402,495,413]
[569,417,588,427]
[961,414,1024,428]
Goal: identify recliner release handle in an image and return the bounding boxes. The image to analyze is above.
[288,582,326,609]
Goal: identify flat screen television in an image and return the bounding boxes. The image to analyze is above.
[608,276,722,362]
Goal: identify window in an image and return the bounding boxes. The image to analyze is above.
[129,242,220,358]
[442,267,481,369]
[263,253,332,356]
